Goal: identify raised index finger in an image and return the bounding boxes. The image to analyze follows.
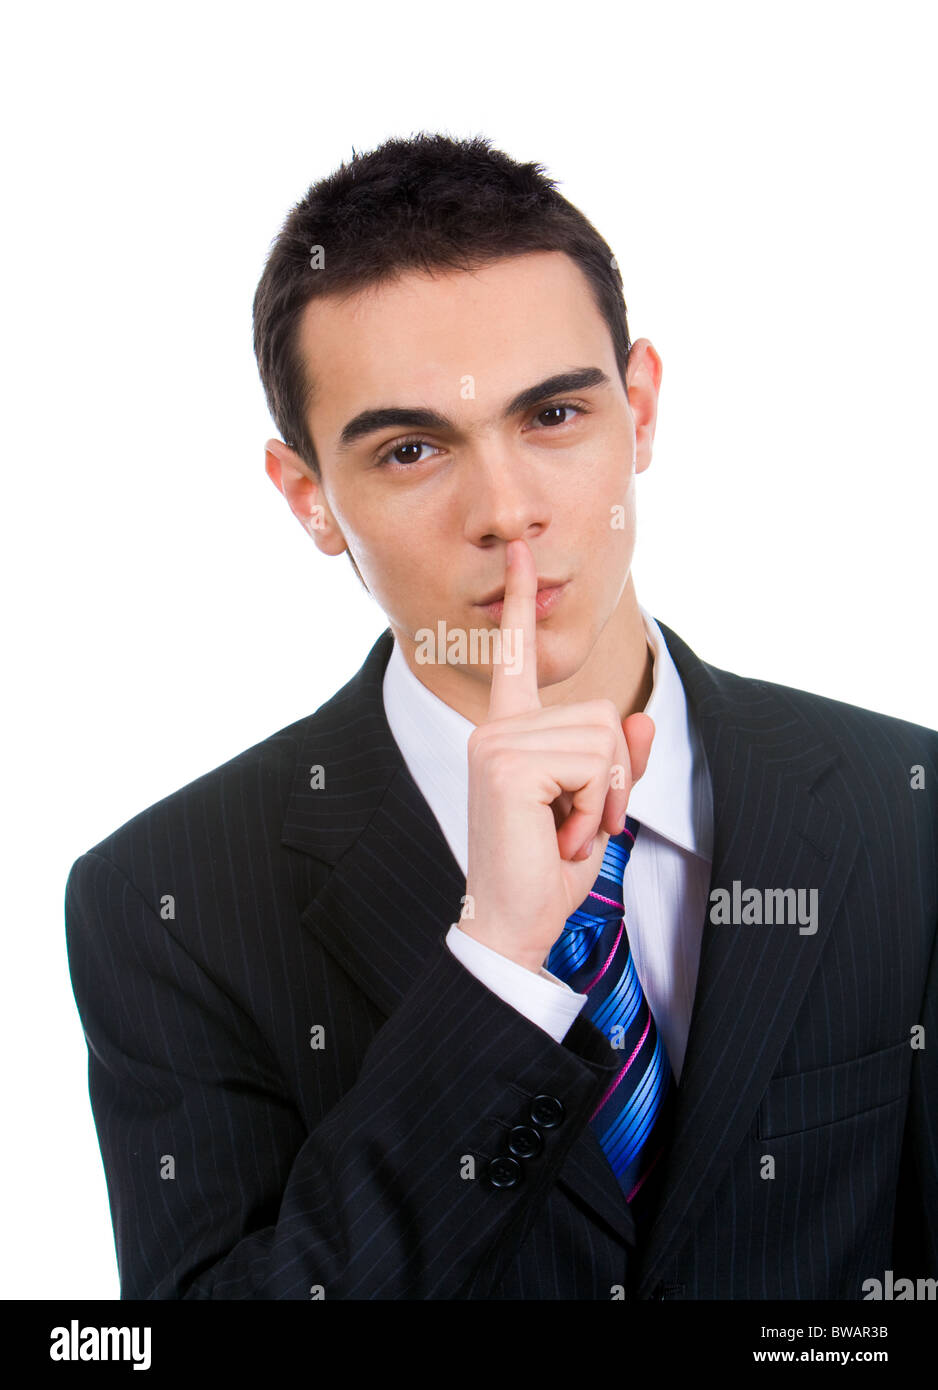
[487,537,541,720]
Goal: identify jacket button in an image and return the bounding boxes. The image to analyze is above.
[529,1094,564,1128]
[507,1124,543,1158]
[486,1156,522,1188]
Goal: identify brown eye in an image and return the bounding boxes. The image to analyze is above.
[532,402,586,430]
[375,437,440,469]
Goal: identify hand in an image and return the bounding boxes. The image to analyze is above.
[460,538,654,972]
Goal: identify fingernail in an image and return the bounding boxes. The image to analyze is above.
[585,838,595,856]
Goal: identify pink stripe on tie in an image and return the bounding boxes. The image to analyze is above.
[585,918,624,993]
[588,890,623,908]
[626,1142,666,1203]
[590,1007,652,1120]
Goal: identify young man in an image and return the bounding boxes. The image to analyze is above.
[65,133,937,1301]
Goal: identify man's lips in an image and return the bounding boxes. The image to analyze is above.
[474,577,568,606]
[474,581,569,621]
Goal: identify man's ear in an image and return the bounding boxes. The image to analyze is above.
[625,339,662,476]
[264,438,347,556]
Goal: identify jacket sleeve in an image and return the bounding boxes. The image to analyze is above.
[64,849,620,1300]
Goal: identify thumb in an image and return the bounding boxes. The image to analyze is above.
[622,712,655,784]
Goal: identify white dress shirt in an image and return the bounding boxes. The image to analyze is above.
[381,606,714,1083]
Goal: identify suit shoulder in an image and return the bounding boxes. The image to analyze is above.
[742,673,938,767]
[700,665,938,848]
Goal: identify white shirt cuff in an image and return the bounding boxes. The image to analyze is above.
[445,922,587,1044]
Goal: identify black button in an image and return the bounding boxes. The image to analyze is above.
[486,1156,522,1189]
[507,1124,543,1158]
[529,1094,564,1128]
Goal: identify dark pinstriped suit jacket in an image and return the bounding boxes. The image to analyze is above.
[64,622,938,1299]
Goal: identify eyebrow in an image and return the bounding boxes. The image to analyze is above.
[334,366,612,454]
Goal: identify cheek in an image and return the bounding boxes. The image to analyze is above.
[578,456,635,523]
[587,491,636,551]
[585,499,637,597]
[349,534,435,618]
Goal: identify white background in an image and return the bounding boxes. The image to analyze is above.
[2,0,935,1299]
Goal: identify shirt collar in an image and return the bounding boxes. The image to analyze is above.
[382,604,712,875]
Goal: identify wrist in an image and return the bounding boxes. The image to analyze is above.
[454,920,549,974]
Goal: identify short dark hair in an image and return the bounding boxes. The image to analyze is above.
[252,131,632,481]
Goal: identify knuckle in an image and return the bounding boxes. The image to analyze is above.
[598,697,620,727]
[481,743,521,787]
[600,725,618,760]
[469,724,504,756]
[468,735,495,771]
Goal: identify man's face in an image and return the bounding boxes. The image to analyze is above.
[271,250,660,700]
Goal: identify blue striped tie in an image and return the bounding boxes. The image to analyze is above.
[547,817,675,1232]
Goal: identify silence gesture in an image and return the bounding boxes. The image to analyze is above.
[461,538,654,973]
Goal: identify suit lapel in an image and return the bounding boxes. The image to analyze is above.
[633,622,860,1296]
[281,625,637,1247]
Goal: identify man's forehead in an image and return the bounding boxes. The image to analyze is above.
[296,251,607,425]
